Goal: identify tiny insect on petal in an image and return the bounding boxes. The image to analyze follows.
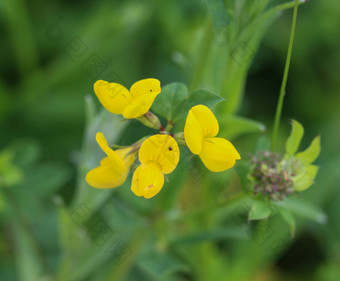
[129,78,161,98]
[139,134,180,174]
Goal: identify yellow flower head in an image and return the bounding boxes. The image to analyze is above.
[184,105,241,172]
[86,132,136,188]
[94,78,161,119]
[131,134,180,199]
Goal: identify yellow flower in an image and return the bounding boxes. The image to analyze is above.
[94,78,161,119]
[131,134,180,199]
[86,132,135,188]
[184,105,241,172]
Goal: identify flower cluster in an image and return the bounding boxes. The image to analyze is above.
[86,79,241,198]
[249,120,321,201]
[250,151,295,201]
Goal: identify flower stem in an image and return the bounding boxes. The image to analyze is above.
[271,0,300,151]
[164,121,174,132]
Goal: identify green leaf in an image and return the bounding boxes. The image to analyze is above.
[248,200,272,220]
[306,164,319,179]
[285,119,304,156]
[173,89,224,122]
[296,135,321,164]
[274,197,327,224]
[276,206,296,238]
[151,83,188,121]
[293,165,318,192]
[220,116,266,139]
[293,175,314,192]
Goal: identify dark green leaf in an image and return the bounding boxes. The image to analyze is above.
[173,89,224,122]
[151,83,188,121]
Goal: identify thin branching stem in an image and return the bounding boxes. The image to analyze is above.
[271,0,300,151]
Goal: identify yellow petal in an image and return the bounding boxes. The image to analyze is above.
[116,147,136,169]
[139,134,180,174]
[190,105,219,137]
[184,109,204,154]
[131,162,164,199]
[199,137,241,172]
[184,105,219,154]
[129,78,161,98]
[122,92,160,119]
[86,157,128,189]
[96,132,126,173]
[94,80,131,114]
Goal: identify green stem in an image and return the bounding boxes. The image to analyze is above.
[271,0,300,151]
[164,121,174,132]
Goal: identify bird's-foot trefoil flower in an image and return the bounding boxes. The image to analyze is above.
[131,134,180,199]
[94,78,161,119]
[86,132,136,189]
[184,105,240,172]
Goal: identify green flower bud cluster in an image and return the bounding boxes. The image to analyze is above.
[250,151,295,201]
[249,120,321,201]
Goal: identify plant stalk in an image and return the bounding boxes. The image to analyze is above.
[271,0,300,151]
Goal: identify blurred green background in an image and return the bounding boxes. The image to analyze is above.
[1,0,340,280]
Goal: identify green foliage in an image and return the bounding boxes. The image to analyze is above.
[285,119,304,156]
[296,135,321,164]
[152,83,223,123]
[274,197,327,225]
[205,0,230,30]
[0,150,23,186]
[293,164,319,192]
[0,0,338,280]
[248,200,272,220]
[220,116,266,139]
[276,206,296,238]
[282,120,321,192]
[151,83,188,121]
